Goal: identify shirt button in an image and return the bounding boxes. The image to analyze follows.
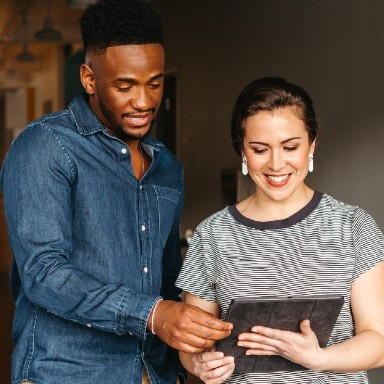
[86,323,92,328]
[141,225,146,231]
[144,267,148,273]
[139,185,143,190]
[121,148,127,154]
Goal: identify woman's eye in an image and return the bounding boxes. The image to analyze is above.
[253,148,267,154]
[284,146,298,151]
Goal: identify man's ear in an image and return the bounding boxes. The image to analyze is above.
[80,63,95,95]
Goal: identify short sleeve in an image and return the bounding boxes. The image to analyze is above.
[175,224,217,302]
[352,208,384,280]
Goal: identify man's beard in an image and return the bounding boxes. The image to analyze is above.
[98,99,154,141]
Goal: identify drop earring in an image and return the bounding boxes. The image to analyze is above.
[242,157,248,175]
[308,153,314,173]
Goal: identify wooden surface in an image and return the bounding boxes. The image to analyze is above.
[0,198,13,384]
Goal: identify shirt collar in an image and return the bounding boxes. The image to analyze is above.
[68,93,163,151]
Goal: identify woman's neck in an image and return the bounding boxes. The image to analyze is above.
[237,185,314,222]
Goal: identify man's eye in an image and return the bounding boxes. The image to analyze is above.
[148,83,161,89]
[117,87,131,92]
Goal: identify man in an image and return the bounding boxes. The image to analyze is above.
[0,1,232,383]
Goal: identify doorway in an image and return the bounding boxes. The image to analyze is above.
[154,71,178,155]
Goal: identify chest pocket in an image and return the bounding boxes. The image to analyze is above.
[154,185,181,247]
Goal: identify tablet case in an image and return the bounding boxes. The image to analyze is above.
[217,295,344,373]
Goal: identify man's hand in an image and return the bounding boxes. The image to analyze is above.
[148,300,233,353]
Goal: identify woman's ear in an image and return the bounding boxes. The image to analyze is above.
[80,63,95,95]
[310,139,316,154]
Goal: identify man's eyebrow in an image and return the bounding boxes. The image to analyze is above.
[113,73,165,83]
[150,73,165,81]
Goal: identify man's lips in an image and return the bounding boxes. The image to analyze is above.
[123,112,152,127]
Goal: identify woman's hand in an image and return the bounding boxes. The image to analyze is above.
[191,350,235,384]
[237,319,325,370]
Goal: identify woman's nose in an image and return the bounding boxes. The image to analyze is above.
[269,151,285,171]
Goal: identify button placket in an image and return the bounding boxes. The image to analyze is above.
[138,185,151,291]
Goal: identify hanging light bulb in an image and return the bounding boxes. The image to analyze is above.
[16,42,35,62]
[35,0,62,42]
[35,19,62,41]
[15,11,35,62]
[67,0,98,9]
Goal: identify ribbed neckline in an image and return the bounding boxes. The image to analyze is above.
[228,190,323,230]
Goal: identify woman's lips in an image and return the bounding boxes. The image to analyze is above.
[265,174,290,187]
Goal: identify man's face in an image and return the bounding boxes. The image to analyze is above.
[82,44,165,143]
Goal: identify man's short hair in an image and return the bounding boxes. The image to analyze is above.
[80,0,163,56]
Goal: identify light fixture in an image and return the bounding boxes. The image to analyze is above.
[67,0,98,9]
[35,0,62,42]
[35,19,62,41]
[16,42,35,62]
[15,11,35,62]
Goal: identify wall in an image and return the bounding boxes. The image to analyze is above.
[4,88,28,138]
[33,45,64,116]
[151,1,384,382]
[0,91,13,384]
[0,198,13,384]
[152,0,384,234]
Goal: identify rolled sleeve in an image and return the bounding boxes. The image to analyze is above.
[117,291,162,338]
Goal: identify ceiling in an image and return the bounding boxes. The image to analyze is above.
[0,0,95,87]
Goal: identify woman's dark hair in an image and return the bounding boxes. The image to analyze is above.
[80,0,163,56]
[231,77,318,156]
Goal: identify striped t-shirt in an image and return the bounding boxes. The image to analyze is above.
[176,191,384,383]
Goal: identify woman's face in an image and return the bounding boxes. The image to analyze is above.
[243,106,315,203]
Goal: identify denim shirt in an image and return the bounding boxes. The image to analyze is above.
[0,94,185,384]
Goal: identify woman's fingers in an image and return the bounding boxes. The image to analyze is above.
[192,351,235,384]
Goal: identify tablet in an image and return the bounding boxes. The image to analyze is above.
[217,295,344,373]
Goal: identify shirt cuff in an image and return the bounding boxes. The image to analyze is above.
[116,288,162,339]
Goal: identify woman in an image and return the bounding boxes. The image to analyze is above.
[176,77,384,383]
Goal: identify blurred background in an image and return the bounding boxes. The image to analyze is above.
[1,0,384,382]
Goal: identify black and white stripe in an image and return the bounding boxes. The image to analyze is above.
[176,192,384,383]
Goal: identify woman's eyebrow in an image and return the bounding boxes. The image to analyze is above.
[249,137,303,145]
